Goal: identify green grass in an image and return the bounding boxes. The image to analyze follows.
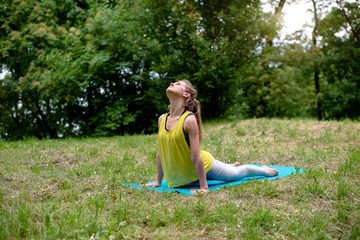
[1,118,359,239]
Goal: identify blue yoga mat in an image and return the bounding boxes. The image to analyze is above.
[124,165,304,195]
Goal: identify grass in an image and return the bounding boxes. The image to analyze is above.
[0,118,359,239]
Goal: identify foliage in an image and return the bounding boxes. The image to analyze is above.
[228,0,360,121]
[318,1,360,119]
[0,0,359,140]
[234,37,318,119]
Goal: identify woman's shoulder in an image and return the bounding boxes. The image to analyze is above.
[158,113,168,125]
[184,113,196,121]
[158,113,168,120]
[183,113,198,129]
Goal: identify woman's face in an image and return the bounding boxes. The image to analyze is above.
[166,81,189,97]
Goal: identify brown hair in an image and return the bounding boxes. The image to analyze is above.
[181,79,202,142]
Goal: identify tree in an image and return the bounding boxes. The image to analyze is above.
[0,0,72,139]
[3,0,358,140]
[318,0,360,119]
[190,0,274,119]
[311,0,322,120]
[265,0,286,47]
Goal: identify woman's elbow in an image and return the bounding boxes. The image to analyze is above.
[191,155,203,165]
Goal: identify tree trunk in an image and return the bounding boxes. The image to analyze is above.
[266,0,286,47]
[312,0,322,120]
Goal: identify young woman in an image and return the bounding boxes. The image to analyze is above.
[146,80,279,193]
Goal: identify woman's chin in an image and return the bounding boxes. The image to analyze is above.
[166,88,175,94]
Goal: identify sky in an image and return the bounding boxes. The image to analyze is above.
[0,67,6,79]
[279,1,314,37]
[271,0,357,40]
[262,0,315,40]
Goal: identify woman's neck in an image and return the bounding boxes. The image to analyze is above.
[168,97,185,118]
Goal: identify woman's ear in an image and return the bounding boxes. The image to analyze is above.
[183,91,191,98]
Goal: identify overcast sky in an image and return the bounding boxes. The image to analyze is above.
[281,1,314,37]
[262,0,314,40]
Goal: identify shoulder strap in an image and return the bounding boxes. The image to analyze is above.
[163,113,170,131]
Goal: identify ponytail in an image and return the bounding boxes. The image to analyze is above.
[193,99,202,142]
[182,80,203,142]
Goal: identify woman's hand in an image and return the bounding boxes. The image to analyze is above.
[189,188,208,194]
[145,182,161,187]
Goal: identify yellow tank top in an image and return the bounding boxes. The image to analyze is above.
[158,111,213,188]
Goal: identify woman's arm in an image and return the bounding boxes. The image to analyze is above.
[184,115,208,193]
[145,114,165,187]
[145,151,163,187]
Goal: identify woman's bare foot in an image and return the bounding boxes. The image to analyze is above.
[233,162,240,167]
[262,166,279,177]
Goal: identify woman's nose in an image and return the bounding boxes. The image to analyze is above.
[170,82,174,86]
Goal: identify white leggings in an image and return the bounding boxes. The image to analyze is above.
[206,158,266,181]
